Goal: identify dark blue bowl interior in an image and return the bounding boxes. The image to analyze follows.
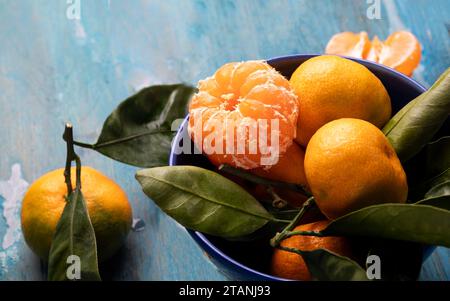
[169,54,442,280]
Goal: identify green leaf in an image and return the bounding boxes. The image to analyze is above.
[320,203,450,248]
[135,166,274,238]
[406,137,450,201]
[92,84,196,167]
[421,136,450,179]
[417,195,450,210]
[425,180,450,199]
[302,249,368,281]
[427,167,450,189]
[410,136,450,179]
[280,246,368,281]
[383,68,450,162]
[416,177,450,210]
[48,188,101,281]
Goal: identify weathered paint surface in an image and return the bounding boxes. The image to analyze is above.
[0,0,448,280]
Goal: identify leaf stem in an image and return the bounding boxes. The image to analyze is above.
[72,129,173,150]
[142,172,285,223]
[283,230,324,238]
[270,196,315,247]
[72,140,95,149]
[219,164,312,197]
[276,245,305,255]
[272,218,296,224]
[74,154,82,190]
[266,186,288,209]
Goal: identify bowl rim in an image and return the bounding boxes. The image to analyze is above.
[268,53,426,92]
[169,54,428,281]
[169,118,289,281]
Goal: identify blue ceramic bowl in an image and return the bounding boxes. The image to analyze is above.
[169,54,434,280]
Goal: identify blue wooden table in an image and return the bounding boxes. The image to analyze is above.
[0,0,448,280]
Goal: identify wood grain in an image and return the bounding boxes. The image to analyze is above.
[0,0,448,280]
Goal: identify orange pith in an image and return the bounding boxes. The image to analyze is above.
[367,35,383,62]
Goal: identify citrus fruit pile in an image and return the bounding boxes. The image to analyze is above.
[21,45,445,282]
[188,55,409,280]
[325,31,422,76]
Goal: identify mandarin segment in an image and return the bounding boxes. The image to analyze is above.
[240,69,290,96]
[250,142,310,207]
[198,77,222,98]
[250,142,308,188]
[214,62,238,92]
[379,31,422,76]
[231,60,271,91]
[325,31,422,76]
[325,31,371,59]
[245,83,299,124]
[367,35,383,62]
[189,61,299,169]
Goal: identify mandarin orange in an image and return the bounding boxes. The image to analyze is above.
[304,118,408,219]
[290,55,391,146]
[189,61,299,169]
[271,220,352,280]
[21,167,132,262]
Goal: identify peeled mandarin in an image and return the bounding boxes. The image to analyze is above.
[189,61,299,169]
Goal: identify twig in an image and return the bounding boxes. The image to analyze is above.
[283,229,323,238]
[219,164,312,197]
[267,186,288,209]
[270,196,315,247]
[72,129,173,150]
[63,123,82,194]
